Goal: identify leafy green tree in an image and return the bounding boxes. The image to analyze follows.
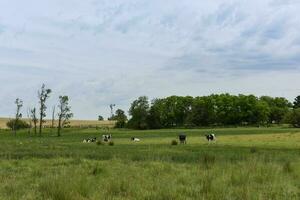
[127,94,293,129]
[113,109,127,128]
[214,94,240,125]
[260,96,291,124]
[286,108,300,127]
[147,98,164,129]
[127,96,150,129]
[147,96,193,128]
[189,96,217,126]
[293,96,300,109]
[38,84,51,136]
[57,96,73,137]
[98,115,104,121]
[254,100,270,125]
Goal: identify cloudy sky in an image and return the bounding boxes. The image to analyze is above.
[0,0,300,119]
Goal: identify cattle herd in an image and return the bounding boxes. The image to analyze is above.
[82,133,216,144]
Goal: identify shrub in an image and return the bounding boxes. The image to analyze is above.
[6,119,30,130]
[250,147,258,153]
[283,161,293,173]
[108,141,114,146]
[171,140,178,145]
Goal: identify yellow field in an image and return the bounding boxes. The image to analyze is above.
[0,117,115,129]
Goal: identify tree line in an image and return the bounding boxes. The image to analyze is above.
[126,94,300,129]
[8,90,300,132]
[8,84,73,136]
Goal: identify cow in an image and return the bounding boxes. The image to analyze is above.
[102,134,112,142]
[178,134,187,144]
[83,137,97,143]
[131,137,140,142]
[205,134,216,143]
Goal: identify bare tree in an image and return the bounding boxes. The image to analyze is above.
[57,96,73,137]
[30,108,38,136]
[51,105,56,129]
[38,84,51,136]
[109,104,116,120]
[27,108,32,135]
[13,98,23,136]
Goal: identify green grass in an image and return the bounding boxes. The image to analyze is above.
[0,127,300,199]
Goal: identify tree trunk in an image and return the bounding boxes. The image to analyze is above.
[57,116,62,137]
[51,106,55,129]
[39,101,43,137]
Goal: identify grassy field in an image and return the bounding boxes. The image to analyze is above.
[0,117,115,129]
[0,127,300,199]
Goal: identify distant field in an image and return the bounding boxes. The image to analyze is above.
[0,127,300,199]
[0,117,115,129]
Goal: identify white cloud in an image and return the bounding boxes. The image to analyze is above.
[0,0,300,119]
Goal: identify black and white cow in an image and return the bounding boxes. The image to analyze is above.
[131,137,140,142]
[179,134,187,144]
[205,134,216,142]
[102,134,112,142]
[83,137,97,143]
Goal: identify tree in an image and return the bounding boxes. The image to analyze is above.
[57,96,73,137]
[38,84,51,136]
[147,98,164,129]
[27,108,32,135]
[286,108,300,127]
[127,96,150,129]
[30,108,38,136]
[293,96,300,109]
[254,100,270,125]
[260,96,291,124]
[13,98,23,136]
[51,105,56,129]
[113,109,127,128]
[98,115,104,121]
[189,96,217,126]
[109,104,116,120]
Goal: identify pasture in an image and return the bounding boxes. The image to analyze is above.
[0,127,300,199]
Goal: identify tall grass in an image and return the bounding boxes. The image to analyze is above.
[0,128,299,199]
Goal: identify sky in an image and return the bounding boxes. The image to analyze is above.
[0,0,300,119]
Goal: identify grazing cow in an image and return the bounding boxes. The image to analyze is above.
[83,137,97,143]
[102,134,112,142]
[131,137,140,142]
[205,134,216,143]
[179,134,187,144]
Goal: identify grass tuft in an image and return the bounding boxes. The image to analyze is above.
[202,154,216,168]
[171,140,178,145]
[283,161,293,173]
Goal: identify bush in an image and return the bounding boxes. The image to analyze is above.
[250,147,258,153]
[6,119,30,130]
[171,140,178,145]
[108,141,114,146]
